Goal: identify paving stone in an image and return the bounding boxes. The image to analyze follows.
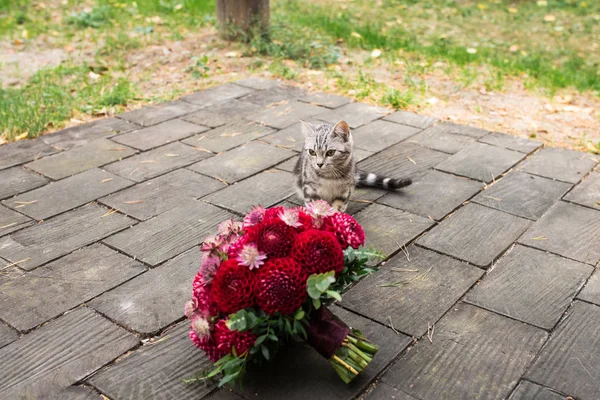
[2,168,133,220]
[104,201,232,266]
[0,166,49,200]
[316,102,391,129]
[417,202,530,267]
[352,120,421,153]
[182,99,263,128]
[0,203,133,270]
[117,100,201,126]
[100,169,226,220]
[578,269,600,306]
[378,170,483,221]
[518,147,598,184]
[234,77,281,90]
[42,118,139,150]
[275,155,299,172]
[235,306,412,400]
[0,265,24,287]
[357,142,449,181]
[383,303,547,400]
[0,243,146,332]
[508,381,568,400]
[111,119,209,151]
[0,307,139,399]
[0,205,32,237]
[182,83,255,106]
[466,245,593,330]
[354,147,374,162]
[436,142,525,183]
[344,246,483,337]
[246,101,326,129]
[90,247,199,334]
[0,322,18,349]
[241,85,306,106]
[26,138,137,180]
[90,322,215,400]
[189,141,295,183]
[260,122,306,152]
[354,204,434,257]
[472,171,572,220]
[182,120,276,153]
[526,301,600,400]
[208,389,247,400]
[383,111,438,129]
[0,138,58,170]
[406,124,475,154]
[564,171,600,210]
[446,121,490,138]
[49,386,99,400]
[479,132,542,154]
[366,383,419,400]
[518,201,600,265]
[104,142,211,182]
[203,170,295,214]
[298,92,351,109]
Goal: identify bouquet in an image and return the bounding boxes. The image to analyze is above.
[185,200,383,387]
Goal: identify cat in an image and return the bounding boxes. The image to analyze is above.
[294,120,412,212]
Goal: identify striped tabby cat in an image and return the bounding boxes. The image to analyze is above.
[294,120,412,212]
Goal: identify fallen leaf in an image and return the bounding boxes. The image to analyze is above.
[371,49,382,58]
[537,0,547,5]
[509,45,519,52]
[100,178,113,183]
[140,160,158,164]
[124,200,144,204]
[225,51,238,58]
[163,153,180,157]
[351,32,362,38]
[508,7,518,13]
[467,48,477,54]
[544,14,556,22]
[89,71,100,80]
[530,236,548,241]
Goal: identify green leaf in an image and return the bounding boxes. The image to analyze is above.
[268,334,279,342]
[218,371,240,387]
[206,366,224,379]
[294,309,305,320]
[296,322,308,339]
[326,290,342,302]
[254,334,268,347]
[312,298,321,309]
[261,344,270,360]
[315,271,336,292]
[307,271,336,299]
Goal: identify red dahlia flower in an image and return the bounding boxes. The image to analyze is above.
[323,213,365,249]
[292,230,344,275]
[192,274,218,317]
[256,219,297,258]
[255,258,308,315]
[211,259,256,315]
[190,330,228,362]
[214,319,257,355]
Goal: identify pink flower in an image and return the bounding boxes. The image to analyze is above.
[306,200,335,218]
[237,243,267,270]
[184,298,198,319]
[243,205,266,227]
[278,208,303,228]
[218,219,243,236]
[191,314,211,340]
[199,254,221,284]
[201,235,222,253]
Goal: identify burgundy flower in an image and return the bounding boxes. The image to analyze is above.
[214,319,257,355]
[190,330,228,362]
[192,273,218,317]
[323,213,365,249]
[211,259,256,315]
[255,258,307,315]
[292,229,344,276]
[256,219,298,258]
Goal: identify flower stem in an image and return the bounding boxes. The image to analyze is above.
[328,332,379,383]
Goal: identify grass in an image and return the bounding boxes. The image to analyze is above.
[0,0,599,141]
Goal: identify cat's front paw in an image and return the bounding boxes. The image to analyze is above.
[332,199,348,213]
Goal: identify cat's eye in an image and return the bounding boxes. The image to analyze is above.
[308,149,316,156]
[326,150,336,157]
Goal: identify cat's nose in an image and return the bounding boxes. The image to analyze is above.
[316,162,324,168]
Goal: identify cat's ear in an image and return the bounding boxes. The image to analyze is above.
[299,119,316,137]
[333,121,350,139]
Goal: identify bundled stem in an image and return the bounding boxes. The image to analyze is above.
[328,331,379,384]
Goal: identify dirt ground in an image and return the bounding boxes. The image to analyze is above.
[2,26,599,152]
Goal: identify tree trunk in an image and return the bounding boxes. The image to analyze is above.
[216,0,270,41]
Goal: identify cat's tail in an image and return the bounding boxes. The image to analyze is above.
[355,170,412,190]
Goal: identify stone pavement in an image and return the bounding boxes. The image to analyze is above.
[0,78,599,400]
